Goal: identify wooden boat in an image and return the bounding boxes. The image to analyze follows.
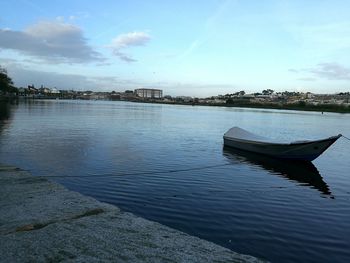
[223,127,341,161]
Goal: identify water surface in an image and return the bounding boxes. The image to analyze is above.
[1,100,349,262]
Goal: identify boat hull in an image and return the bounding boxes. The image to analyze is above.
[223,135,341,161]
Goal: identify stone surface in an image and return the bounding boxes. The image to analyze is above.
[0,165,266,262]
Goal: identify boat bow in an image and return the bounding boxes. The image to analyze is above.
[223,127,341,161]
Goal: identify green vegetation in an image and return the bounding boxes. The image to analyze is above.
[0,66,17,95]
[225,100,350,113]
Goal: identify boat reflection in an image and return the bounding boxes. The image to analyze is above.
[223,147,331,196]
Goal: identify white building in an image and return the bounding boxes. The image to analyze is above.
[135,88,163,99]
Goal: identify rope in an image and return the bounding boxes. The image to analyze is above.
[39,163,233,179]
[34,134,350,180]
[342,134,350,141]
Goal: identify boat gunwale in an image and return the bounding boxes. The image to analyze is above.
[223,134,342,146]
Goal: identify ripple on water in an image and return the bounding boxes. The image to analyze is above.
[1,100,350,263]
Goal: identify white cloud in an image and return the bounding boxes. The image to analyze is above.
[309,63,350,80]
[1,60,146,91]
[111,31,150,49]
[0,20,103,63]
[109,31,151,62]
[289,63,350,81]
[2,59,240,96]
[288,62,350,81]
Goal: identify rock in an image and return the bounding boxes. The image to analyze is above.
[0,165,266,262]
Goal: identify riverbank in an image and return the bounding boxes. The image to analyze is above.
[4,95,350,113]
[141,100,350,114]
[0,164,264,262]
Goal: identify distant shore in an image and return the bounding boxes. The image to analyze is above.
[133,99,350,114]
[2,95,350,114]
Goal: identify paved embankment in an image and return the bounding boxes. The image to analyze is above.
[0,165,265,262]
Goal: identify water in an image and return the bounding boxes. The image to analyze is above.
[1,99,350,262]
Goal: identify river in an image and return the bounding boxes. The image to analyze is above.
[1,99,349,262]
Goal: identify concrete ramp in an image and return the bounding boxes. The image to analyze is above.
[0,165,265,262]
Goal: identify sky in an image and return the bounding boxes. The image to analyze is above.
[1,0,350,97]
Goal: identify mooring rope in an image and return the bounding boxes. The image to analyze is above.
[40,163,233,179]
[32,135,350,180]
[342,134,350,141]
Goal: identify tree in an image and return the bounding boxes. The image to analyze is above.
[262,89,274,95]
[226,98,234,104]
[0,66,16,94]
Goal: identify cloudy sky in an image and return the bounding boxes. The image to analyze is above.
[1,0,350,96]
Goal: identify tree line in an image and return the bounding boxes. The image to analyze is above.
[0,66,17,95]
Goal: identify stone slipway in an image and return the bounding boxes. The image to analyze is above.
[0,165,265,262]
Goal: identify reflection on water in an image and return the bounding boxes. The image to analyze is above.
[223,147,331,196]
[0,99,15,134]
[1,100,350,263]
[0,100,11,121]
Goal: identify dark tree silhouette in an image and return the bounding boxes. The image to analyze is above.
[0,66,16,94]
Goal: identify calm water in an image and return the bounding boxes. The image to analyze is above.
[1,100,350,262]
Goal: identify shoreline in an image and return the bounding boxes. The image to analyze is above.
[0,164,265,262]
[133,100,350,114]
[6,95,350,114]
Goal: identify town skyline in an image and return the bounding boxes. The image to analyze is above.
[1,1,350,96]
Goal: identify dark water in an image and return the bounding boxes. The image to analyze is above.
[1,100,350,262]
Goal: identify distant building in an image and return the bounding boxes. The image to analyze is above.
[51,88,60,94]
[135,88,163,99]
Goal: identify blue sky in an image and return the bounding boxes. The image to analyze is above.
[1,0,350,96]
